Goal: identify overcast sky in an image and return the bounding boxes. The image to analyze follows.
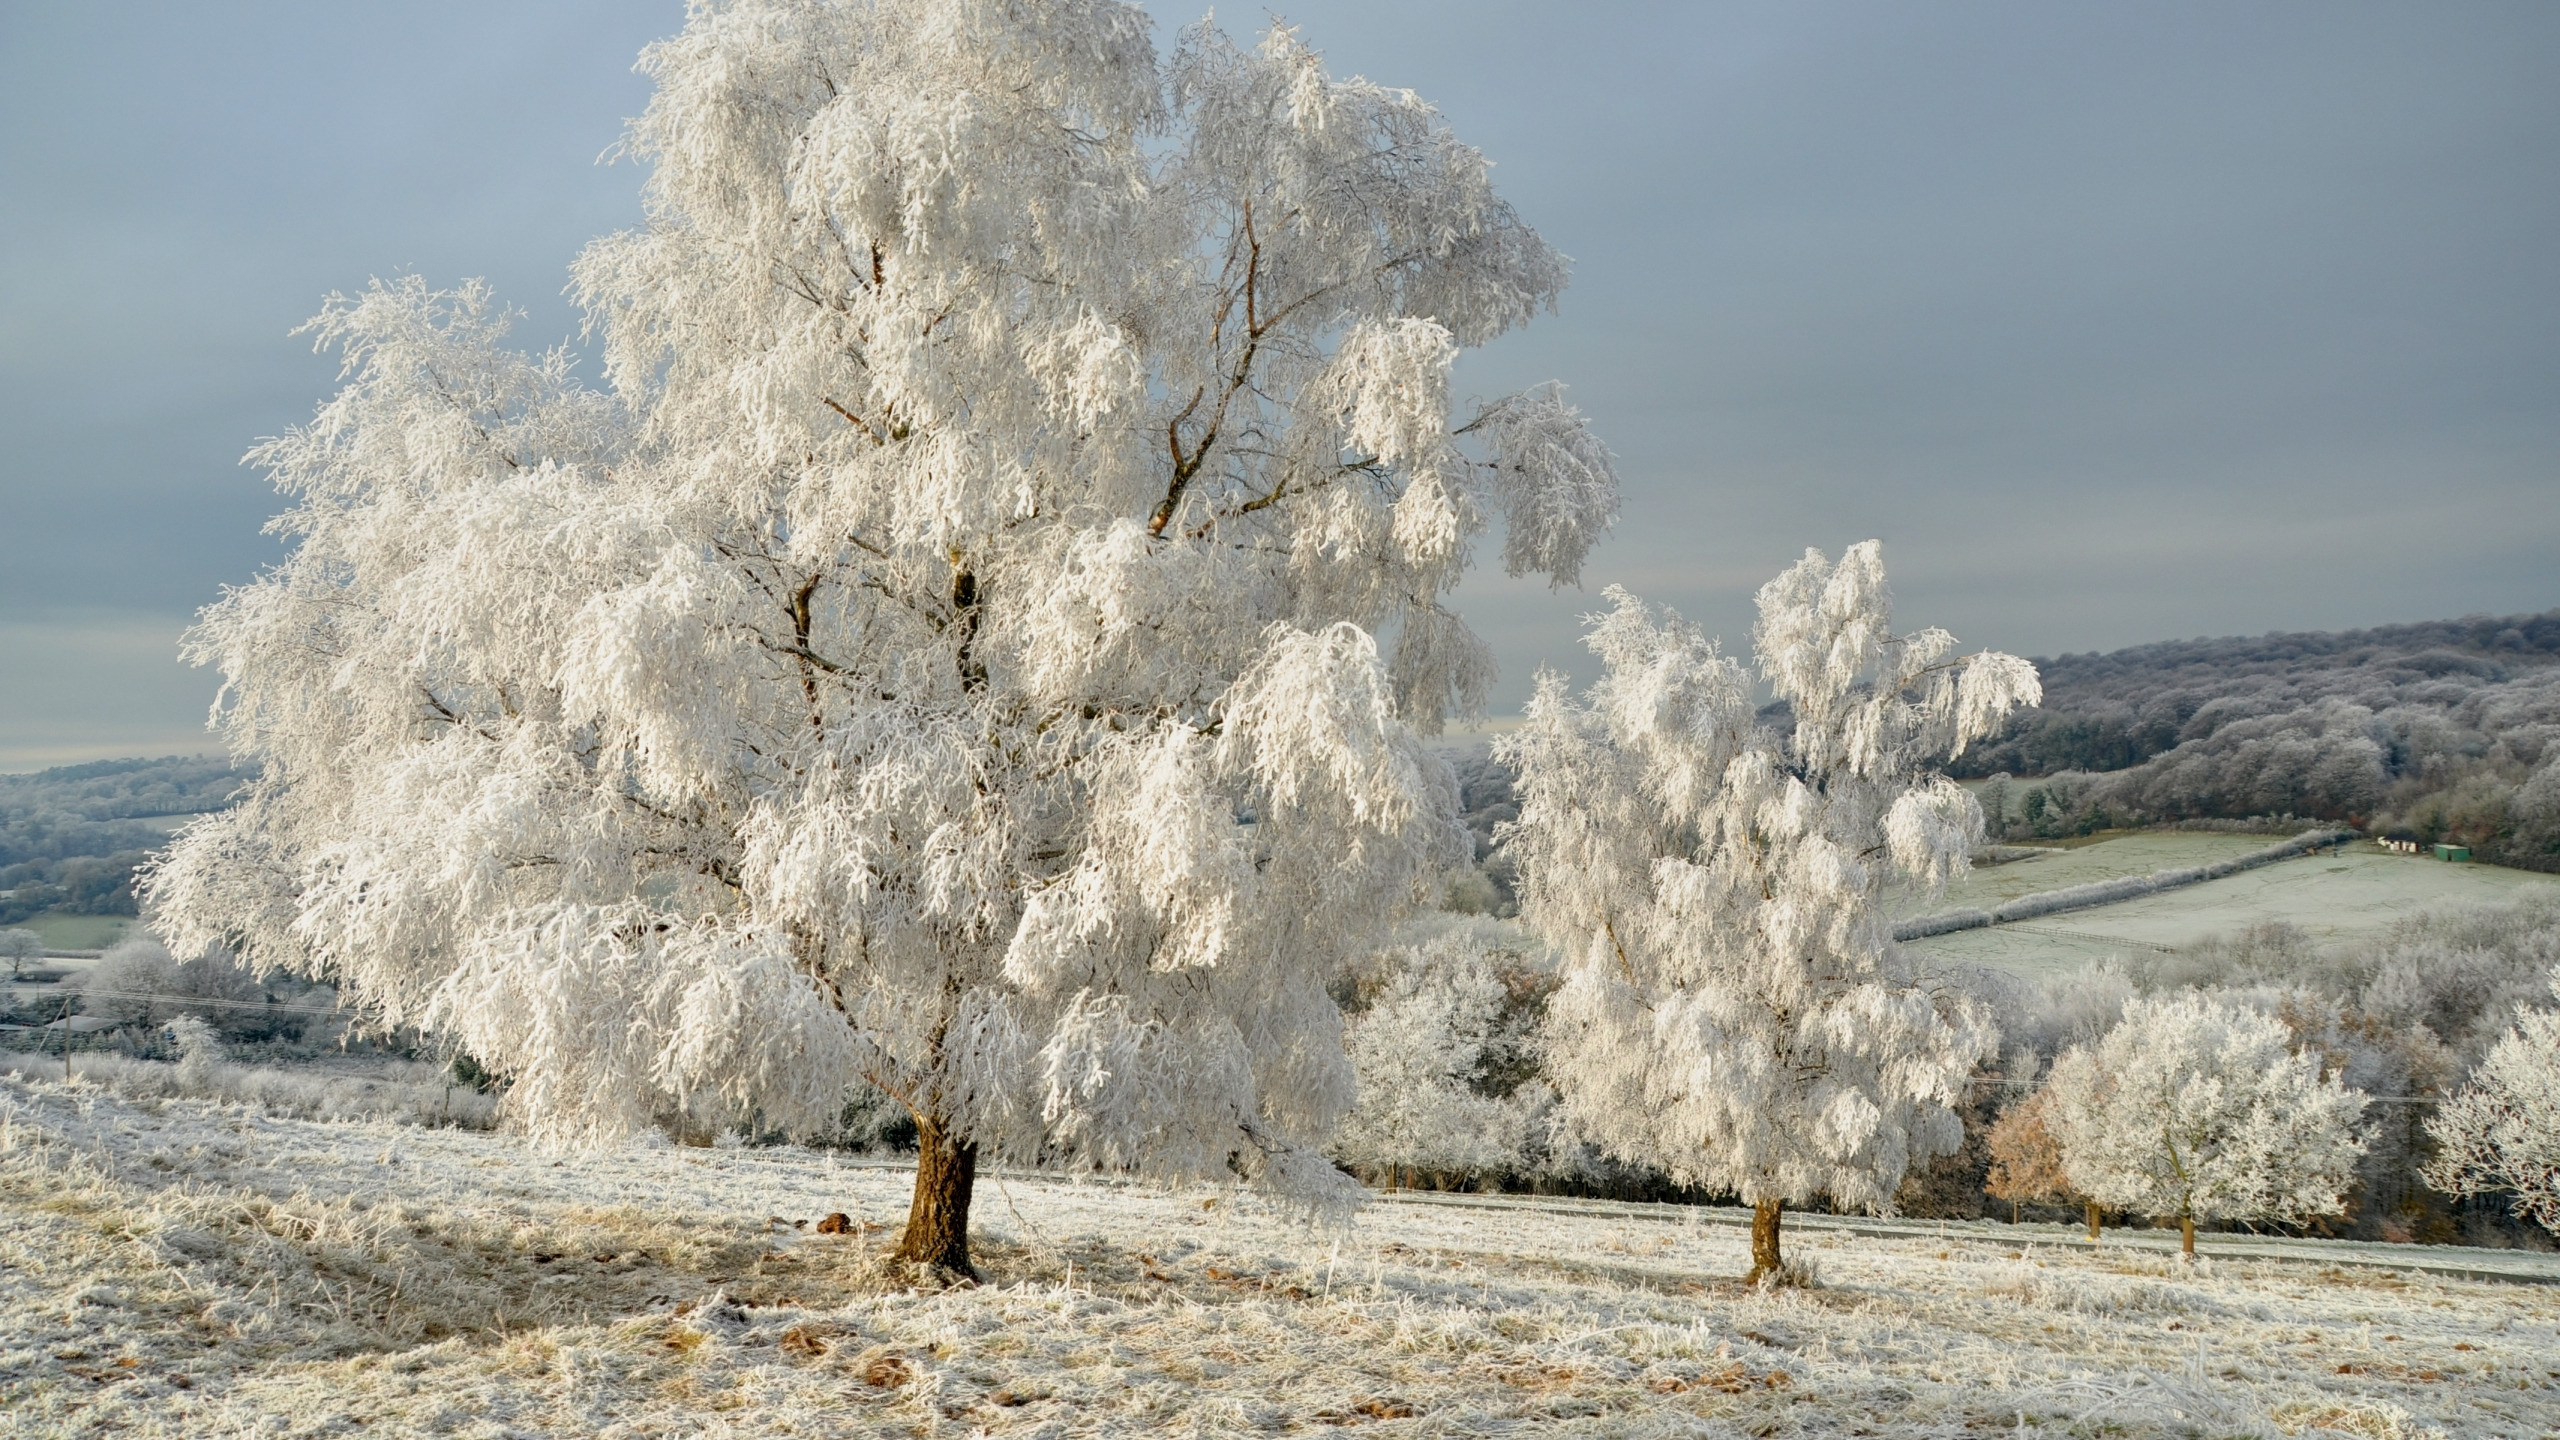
[4,1,2555,770]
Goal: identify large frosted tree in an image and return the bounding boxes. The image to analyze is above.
[145,0,1615,1277]
[2043,992,2369,1257]
[1499,544,2037,1282]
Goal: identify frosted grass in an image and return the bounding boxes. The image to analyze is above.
[6,1075,2552,1437]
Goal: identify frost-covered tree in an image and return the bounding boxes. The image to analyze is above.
[82,937,180,1026]
[0,929,42,981]
[1499,544,2037,1282]
[146,0,1615,1276]
[2043,992,2369,1257]
[2424,967,2560,1235]
[1330,920,1552,1186]
[80,935,261,1032]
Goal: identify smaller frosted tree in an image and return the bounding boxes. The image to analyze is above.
[166,1014,226,1092]
[2044,992,2369,1257]
[1330,925,1543,1187]
[82,937,179,1026]
[0,929,42,981]
[2424,966,2560,1235]
[1982,1088,2093,1232]
[1501,542,2039,1282]
[81,935,260,1031]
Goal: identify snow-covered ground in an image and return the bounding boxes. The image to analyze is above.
[5,1074,2554,1439]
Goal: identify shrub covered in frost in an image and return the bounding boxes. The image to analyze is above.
[2044,992,2368,1255]
[1330,923,1547,1186]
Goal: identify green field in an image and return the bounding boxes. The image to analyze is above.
[1920,831,2275,910]
[1908,835,2558,978]
[15,912,132,952]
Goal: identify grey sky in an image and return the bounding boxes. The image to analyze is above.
[4,2,2554,768]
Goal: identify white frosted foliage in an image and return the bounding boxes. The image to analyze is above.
[2424,966,2560,1235]
[2044,992,2370,1235]
[1498,543,2034,1213]
[145,0,1616,1219]
[1330,922,1550,1181]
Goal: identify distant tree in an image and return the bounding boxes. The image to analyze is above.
[146,0,1616,1279]
[2044,992,2369,1257]
[1500,543,2038,1283]
[2423,968,2560,1236]
[166,1013,226,1092]
[0,928,42,980]
[82,937,179,1026]
[1977,774,2015,841]
[2507,759,2560,866]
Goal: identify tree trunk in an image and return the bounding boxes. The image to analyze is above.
[2180,1215,2196,1259]
[895,1116,979,1279]
[2085,1200,2101,1241]
[1748,1198,1784,1283]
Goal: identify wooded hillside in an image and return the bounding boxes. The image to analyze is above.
[0,757,241,924]
[1949,610,2560,868]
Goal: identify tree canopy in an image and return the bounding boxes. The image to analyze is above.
[147,0,1616,1274]
[2044,991,2369,1255]
[2425,967,2560,1236]
[1499,543,2036,1280]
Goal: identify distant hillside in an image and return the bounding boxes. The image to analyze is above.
[1948,609,2560,869]
[1950,610,2560,779]
[0,756,243,925]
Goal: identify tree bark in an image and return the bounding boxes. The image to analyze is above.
[895,1116,979,1278]
[2180,1215,2196,1259]
[2086,1200,2102,1241]
[1748,1198,1784,1283]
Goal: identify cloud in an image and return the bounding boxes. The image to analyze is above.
[2,0,2552,751]
[0,611,219,771]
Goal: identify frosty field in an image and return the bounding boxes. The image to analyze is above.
[7,1075,2555,1439]
[1907,838,2558,979]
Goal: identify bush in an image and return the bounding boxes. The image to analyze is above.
[80,936,286,1039]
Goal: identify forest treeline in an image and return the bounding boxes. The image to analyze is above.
[0,756,242,926]
[1946,609,2560,869]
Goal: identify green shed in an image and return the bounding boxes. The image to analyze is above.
[2433,843,2471,862]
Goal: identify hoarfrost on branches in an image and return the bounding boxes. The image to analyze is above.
[145,0,1616,1272]
[2043,991,2370,1255]
[1497,542,2034,1279]
[1329,921,1555,1185]
[2423,965,2560,1234]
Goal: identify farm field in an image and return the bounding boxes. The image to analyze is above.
[6,1074,2555,1438]
[1920,832,2277,910]
[12,912,130,952]
[1909,838,2559,980]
